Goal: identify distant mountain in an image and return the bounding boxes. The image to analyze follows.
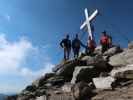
[0,94,6,100]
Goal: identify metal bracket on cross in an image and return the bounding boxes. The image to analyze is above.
[80,8,98,40]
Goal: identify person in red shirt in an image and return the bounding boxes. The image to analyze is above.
[89,36,96,54]
[100,31,109,53]
[86,36,96,55]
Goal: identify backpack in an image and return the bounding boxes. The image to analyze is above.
[72,39,80,48]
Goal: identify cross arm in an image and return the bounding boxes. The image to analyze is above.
[80,21,86,30]
[89,9,98,21]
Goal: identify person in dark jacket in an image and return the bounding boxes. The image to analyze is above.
[72,34,81,58]
[60,34,71,60]
[100,31,109,53]
[107,34,112,48]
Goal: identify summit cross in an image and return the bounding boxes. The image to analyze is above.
[80,8,98,40]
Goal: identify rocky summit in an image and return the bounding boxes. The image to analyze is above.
[6,42,133,100]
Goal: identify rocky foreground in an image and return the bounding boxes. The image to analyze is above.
[6,42,133,100]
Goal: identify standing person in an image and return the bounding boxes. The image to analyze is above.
[107,35,112,48]
[60,34,71,61]
[72,34,81,58]
[87,36,96,55]
[100,31,109,53]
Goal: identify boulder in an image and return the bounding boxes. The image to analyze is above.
[32,73,55,87]
[46,76,64,86]
[94,46,102,55]
[111,64,133,79]
[48,94,74,100]
[54,90,62,94]
[72,81,93,100]
[52,60,81,72]
[109,54,126,67]
[109,49,133,67]
[128,41,133,49]
[36,95,47,100]
[81,56,90,61]
[85,55,108,70]
[29,98,36,100]
[20,91,36,99]
[103,46,123,56]
[35,89,46,97]
[71,66,99,84]
[44,83,52,87]
[54,60,84,81]
[24,85,36,92]
[52,61,66,72]
[30,98,35,100]
[17,95,35,100]
[62,83,73,93]
[87,55,105,66]
[21,90,32,95]
[93,76,115,89]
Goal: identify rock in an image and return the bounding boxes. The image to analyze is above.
[94,46,102,55]
[109,54,126,67]
[92,81,133,100]
[111,64,133,79]
[103,46,123,56]
[21,90,31,95]
[109,49,133,67]
[52,61,66,72]
[36,95,47,100]
[99,72,110,77]
[72,81,93,100]
[17,95,34,100]
[128,41,133,49]
[87,55,104,66]
[44,83,52,87]
[24,85,36,92]
[47,76,64,86]
[85,55,108,70]
[54,60,84,81]
[52,60,79,72]
[35,89,46,97]
[48,94,74,100]
[71,66,99,84]
[54,90,62,94]
[81,56,90,61]
[93,76,115,89]
[82,55,113,71]
[79,52,86,59]
[32,73,55,87]
[62,83,73,93]
[29,98,35,100]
